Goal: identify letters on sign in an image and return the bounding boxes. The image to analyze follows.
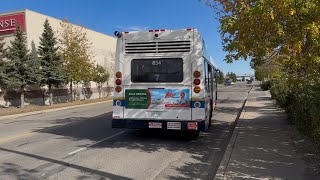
[0,13,25,35]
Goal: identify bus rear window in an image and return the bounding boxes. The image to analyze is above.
[131,58,183,82]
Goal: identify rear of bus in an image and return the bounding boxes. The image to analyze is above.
[112,29,207,133]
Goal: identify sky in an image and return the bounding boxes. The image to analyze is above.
[0,0,253,76]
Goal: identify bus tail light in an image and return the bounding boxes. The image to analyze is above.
[116,71,122,78]
[115,79,122,85]
[194,79,200,85]
[193,71,201,78]
[115,71,122,93]
[194,86,201,93]
[115,86,122,93]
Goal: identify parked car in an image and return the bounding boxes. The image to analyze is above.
[247,80,253,84]
[225,79,234,86]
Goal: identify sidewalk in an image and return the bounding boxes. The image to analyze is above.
[215,87,318,180]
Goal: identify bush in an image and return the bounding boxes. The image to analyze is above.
[261,80,272,91]
[271,80,320,144]
[270,80,289,108]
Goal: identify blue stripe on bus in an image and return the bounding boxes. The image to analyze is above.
[190,101,205,108]
[113,100,125,107]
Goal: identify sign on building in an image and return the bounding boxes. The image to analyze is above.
[0,13,25,35]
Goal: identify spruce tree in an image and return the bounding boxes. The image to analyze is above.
[6,24,42,107]
[38,19,65,105]
[0,37,8,89]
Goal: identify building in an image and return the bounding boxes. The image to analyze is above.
[236,75,254,81]
[0,9,116,106]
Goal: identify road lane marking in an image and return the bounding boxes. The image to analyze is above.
[68,131,127,155]
[0,132,34,144]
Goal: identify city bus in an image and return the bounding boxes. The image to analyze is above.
[112,28,218,137]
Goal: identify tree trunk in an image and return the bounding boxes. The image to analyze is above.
[82,87,86,100]
[98,84,101,99]
[20,85,25,108]
[49,83,53,105]
[70,81,73,102]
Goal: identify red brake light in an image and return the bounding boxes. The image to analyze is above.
[155,29,159,32]
[124,32,129,34]
[186,28,192,31]
[115,79,122,85]
[194,79,200,85]
[149,30,154,32]
[160,29,165,31]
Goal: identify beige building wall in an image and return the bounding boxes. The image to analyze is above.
[0,9,116,106]
[24,9,116,87]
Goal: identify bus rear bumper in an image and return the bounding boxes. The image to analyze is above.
[112,119,206,131]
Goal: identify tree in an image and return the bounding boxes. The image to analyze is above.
[94,64,110,98]
[6,24,42,107]
[226,72,237,82]
[217,69,225,84]
[204,0,320,80]
[0,37,8,89]
[38,19,65,105]
[59,20,95,101]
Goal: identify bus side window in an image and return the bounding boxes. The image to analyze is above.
[208,64,213,93]
[204,61,209,92]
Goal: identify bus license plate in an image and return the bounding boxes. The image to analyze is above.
[149,122,162,129]
[167,122,181,130]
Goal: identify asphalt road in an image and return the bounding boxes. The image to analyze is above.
[0,83,252,180]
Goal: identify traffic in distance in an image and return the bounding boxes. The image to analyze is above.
[112,29,218,138]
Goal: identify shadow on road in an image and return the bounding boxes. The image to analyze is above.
[32,100,243,179]
[1,85,251,179]
[0,147,132,180]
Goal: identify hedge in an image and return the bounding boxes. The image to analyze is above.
[269,80,320,144]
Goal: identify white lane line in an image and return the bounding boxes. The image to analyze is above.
[68,131,126,155]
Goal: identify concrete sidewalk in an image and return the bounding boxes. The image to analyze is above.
[215,87,314,180]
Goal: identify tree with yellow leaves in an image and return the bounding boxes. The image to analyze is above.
[59,20,95,101]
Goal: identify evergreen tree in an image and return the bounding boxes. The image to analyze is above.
[0,37,8,89]
[6,24,42,107]
[94,64,110,98]
[38,19,65,105]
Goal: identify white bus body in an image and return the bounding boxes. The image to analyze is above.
[112,29,217,134]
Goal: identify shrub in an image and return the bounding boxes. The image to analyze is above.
[271,80,320,144]
[261,80,272,91]
[270,80,289,108]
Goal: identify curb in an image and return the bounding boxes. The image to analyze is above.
[213,86,252,180]
[0,99,113,120]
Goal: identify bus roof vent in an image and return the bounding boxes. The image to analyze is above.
[125,40,191,54]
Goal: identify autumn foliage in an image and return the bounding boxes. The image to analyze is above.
[205,0,320,142]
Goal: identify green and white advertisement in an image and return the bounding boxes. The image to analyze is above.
[125,89,190,109]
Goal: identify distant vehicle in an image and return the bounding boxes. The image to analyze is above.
[225,79,234,86]
[112,28,218,138]
[247,80,253,84]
